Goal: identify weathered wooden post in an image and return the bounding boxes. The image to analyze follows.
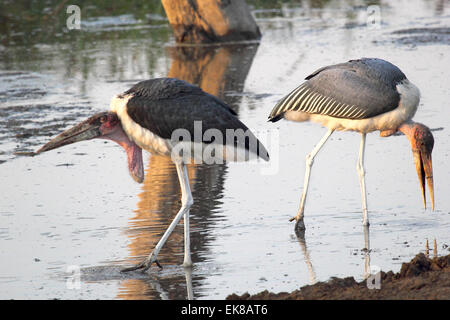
[161,0,261,43]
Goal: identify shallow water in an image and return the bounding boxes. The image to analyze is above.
[0,0,449,299]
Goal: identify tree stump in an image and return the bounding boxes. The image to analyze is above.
[161,0,261,44]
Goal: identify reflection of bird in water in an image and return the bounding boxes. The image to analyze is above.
[295,226,372,285]
[118,156,194,300]
[37,78,269,272]
[126,156,193,265]
[294,230,317,285]
[269,58,435,231]
[363,226,371,280]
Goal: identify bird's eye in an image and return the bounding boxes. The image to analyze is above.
[100,116,107,123]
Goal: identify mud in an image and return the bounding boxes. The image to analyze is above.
[227,252,450,300]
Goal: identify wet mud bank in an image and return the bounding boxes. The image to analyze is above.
[227,252,450,300]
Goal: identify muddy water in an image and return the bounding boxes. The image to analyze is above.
[0,0,449,299]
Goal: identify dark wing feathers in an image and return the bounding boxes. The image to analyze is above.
[125,78,269,160]
[125,78,237,116]
[269,58,406,122]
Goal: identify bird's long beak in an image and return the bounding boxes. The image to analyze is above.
[413,147,434,211]
[36,112,107,154]
[399,122,435,210]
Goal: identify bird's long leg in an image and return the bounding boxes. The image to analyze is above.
[357,133,369,226]
[363,225,371,280]
[184,266,194,300]
[121,162,193,273]
[291,129,334,230]
[177,162,194,268]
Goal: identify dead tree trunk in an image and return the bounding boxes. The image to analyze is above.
[161,0,261,44]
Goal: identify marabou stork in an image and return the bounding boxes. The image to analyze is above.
[269,58,435,230]
[37,78,269,272]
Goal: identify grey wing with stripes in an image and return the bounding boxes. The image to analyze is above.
[269,58,405,122]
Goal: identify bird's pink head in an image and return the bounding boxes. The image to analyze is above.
[36,111,144,183]
[398,121,435,210]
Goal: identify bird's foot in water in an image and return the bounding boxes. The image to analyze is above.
[294,218,306,231]
[121,253,163,273]
[289,215,306,231]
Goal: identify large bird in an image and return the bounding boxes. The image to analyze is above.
[269,58,434,230]
[37,78,269,272]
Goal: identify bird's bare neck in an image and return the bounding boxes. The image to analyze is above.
[397,120,417,138]
[379,120,419,140]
